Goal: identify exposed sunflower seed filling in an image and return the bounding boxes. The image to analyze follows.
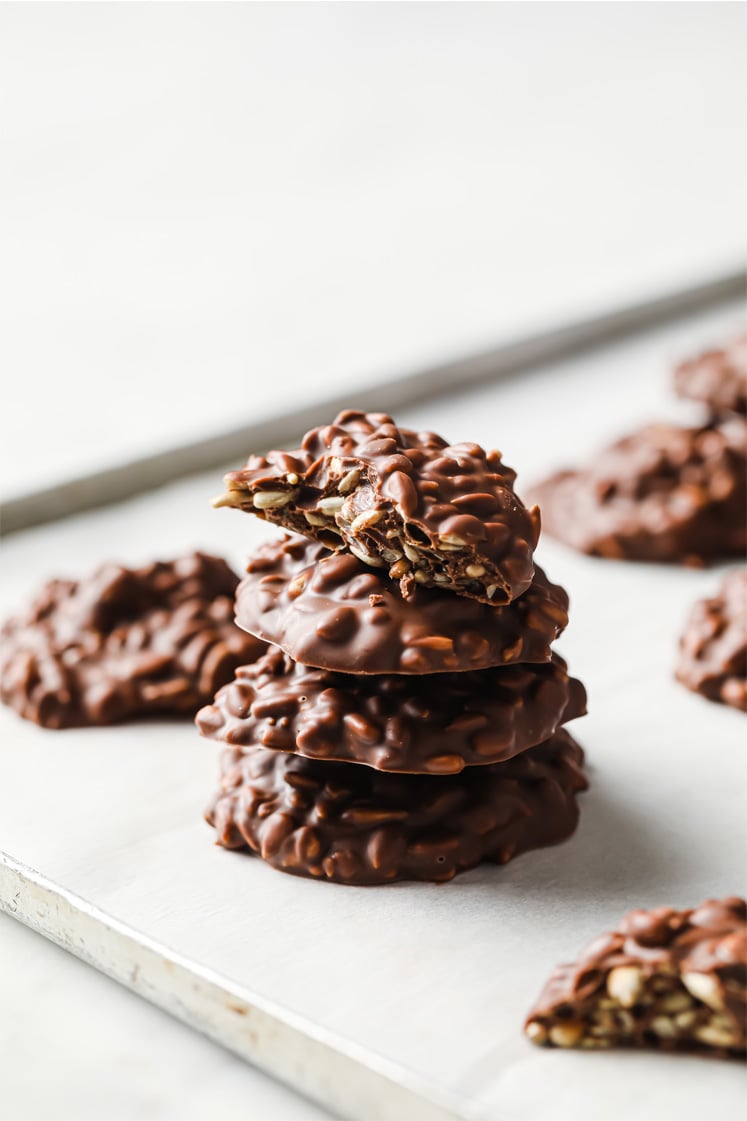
[213,408,540,604]
[525,897,747,1058]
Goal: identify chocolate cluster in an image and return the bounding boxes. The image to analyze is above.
[674,334,747,418]
[198,412,588,885]
[525,896,746,1059]
[676,569,747,712]
[0,554,266,728]
[531,419,746,565]
[531,335,747,566]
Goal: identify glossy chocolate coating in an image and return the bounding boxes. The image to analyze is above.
[525,897,747,1058]
[215,409,539,604]
[674,334,747,417]
[205,729,587,885]
[235,536,569,674]
[0,554,266,728]
[676,569,747,711]
[531,419,746,565]
[197,647,586,774]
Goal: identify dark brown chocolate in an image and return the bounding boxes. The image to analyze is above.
[676,569,747,711]
[234,536,569,675]
[197,647,586,774]
[531,419,747,565]
[0,554,266,728]
[525,897,747,1058]
[205,729,587,885]
[214,409,539,605]
[674,334,747,417]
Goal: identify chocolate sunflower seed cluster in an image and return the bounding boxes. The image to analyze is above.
[197,410,588,885]
[531,334,747,566]
[0,554,266,728]
[525,896,746,1059]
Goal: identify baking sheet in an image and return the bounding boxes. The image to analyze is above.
[1,301,746,1120]
[2,269,743,533]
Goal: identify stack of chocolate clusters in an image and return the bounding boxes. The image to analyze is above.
[197,410,587,885]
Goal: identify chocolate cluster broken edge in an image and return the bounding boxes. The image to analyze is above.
[197,647,587,774]
[234,536,568,674]
[0,554,266,728]
[206,729,587,885]
[525,896,746,1059]
[214,409,539,604]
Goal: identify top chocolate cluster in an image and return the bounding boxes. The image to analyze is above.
[215,409,539,604]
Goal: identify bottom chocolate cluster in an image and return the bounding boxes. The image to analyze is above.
[206,730,587,885]
[525,897,746,1059]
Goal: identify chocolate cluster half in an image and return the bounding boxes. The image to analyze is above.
[525,896,746,1059]
[199,411,588,885]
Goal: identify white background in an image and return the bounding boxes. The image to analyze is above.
[1,2,745,499]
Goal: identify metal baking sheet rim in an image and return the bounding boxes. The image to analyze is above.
[0,852,476,1121]
[2,266,744,534]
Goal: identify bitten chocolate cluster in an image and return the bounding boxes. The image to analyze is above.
[198,410,588,885]
[525,896,746,1059]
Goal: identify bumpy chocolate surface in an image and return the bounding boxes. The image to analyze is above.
[235,537,568,675]
[205,729,587,885]
[525,897,747,1059]
[0,554,266,728]
[674,334,747,417]
[676,569,747,711]
[214,409,539,605]
[197,647,586,774]
[531,419,747,564]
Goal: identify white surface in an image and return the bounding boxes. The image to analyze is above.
[0,913,334,1121]
[2,857,451,1121]
[1,3,746,500]
[1,303,746,1121]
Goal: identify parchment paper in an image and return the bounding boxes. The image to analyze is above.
[1,302,745,1120]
